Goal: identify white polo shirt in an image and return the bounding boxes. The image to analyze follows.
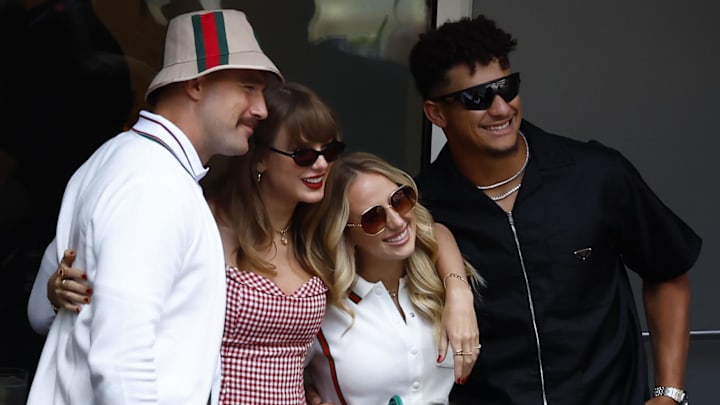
[27,111,226,405]
[306,276,454,405]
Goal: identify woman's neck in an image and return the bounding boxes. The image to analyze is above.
[356,255,406,291]
[259,189,297,235]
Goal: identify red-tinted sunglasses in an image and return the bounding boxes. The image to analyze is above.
[268,140,346,166]
[346,185,417,235]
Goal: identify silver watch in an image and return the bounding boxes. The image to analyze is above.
[653,386,688,405]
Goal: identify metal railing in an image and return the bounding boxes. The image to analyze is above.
[642,330,720,340]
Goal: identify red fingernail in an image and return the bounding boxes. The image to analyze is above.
[86,288,93,294]
[456,378,463,384]
[68,250,75,256]
[81,274,88,280]
[75,307,81,313]
[437,355,443,363]
[84,297,90,303]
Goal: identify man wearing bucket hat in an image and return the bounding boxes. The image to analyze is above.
[27,9,282,405]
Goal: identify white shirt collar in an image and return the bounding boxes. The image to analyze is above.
[132,110,209,182]
[352,275,408,300]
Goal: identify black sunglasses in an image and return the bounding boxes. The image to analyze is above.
[268,140,346,166]
[346,185,418,236]
[433,72,521,110]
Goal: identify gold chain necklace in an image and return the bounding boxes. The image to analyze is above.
[278,224,290,245]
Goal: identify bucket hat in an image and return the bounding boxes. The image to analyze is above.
[146,9,283,100]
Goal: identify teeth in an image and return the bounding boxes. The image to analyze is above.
[386,228,408,243]
[304,177,322,184]
[486,121,510,131]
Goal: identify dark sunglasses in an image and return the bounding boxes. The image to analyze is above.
[433,72,521,110]
[346,185,418,235]
[268,140,346,166]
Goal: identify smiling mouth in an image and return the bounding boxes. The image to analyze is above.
[384,227,409,243]
[303,176,323,184]
[238,124,255,136]
[239,119,258,132]
[302,175,324,189]
[483,120,511,132]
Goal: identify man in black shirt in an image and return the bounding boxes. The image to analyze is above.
[409,15,699,405]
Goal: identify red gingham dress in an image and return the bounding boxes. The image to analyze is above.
[220,266,327,404]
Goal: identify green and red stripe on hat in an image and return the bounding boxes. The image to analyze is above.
[191,11,229,72]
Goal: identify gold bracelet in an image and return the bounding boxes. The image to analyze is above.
[443,272,468,289]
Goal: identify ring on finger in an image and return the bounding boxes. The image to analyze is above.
[62,279,68,287]
[475,344,482,350]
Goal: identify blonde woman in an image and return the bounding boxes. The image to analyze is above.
[302,152,481,405]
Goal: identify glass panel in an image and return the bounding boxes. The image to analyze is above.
[223,0,430,173]
[310,0,427,64]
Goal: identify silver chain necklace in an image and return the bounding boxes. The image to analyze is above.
[476,132,529,190]
[489,183,522,201]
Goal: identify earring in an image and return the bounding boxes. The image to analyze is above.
[256,171,263,183]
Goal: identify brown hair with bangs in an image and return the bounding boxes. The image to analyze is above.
[262,82,339,148]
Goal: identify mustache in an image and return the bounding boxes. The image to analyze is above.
[239,118,260,131]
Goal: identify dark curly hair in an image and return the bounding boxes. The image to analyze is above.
[409,15,518,99]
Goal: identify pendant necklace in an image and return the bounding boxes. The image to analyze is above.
[278,224,290,245]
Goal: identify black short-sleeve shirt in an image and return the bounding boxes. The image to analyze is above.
[416,120,701,405]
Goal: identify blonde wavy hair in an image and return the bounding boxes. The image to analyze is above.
[203,82,340,277]
[299,152,449,336]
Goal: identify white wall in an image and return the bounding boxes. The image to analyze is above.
[429,0,473,161]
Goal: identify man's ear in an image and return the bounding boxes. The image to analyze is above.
[184,77,202,101]
[423,100,447,128]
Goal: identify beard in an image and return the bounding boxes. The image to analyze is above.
[483,134,521,158]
